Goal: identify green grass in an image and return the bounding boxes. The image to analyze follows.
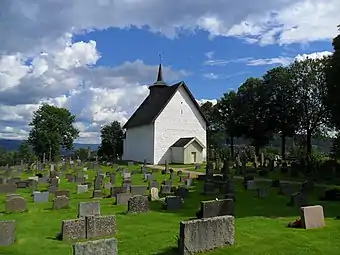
[1,165,340,255]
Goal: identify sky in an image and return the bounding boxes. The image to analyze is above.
[0,0,339,144]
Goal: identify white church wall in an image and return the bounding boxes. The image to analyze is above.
[122,124,154,163]
[154,85,206,164]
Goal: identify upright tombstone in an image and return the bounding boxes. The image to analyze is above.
[78,201,101,218]
[128,195,149,213]
[200,199,234,218]
[73,238,118,255]
[85,215,116,239]
[5,196,27,213]
[53,195,69,209]
[178,216,234,255]
[204,162,215,195]
[300,205,325,229]
[0,220,15,246]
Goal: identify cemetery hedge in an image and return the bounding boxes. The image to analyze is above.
[1,165,340,255]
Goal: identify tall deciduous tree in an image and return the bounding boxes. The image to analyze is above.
[18,141,35,163]
[290,57,331,160]
[327,27,340,128]
[237,77,273,156]
[97,121,124,162]
[28,104,79,161]
[215,91,243,159]
[263,66,299,160]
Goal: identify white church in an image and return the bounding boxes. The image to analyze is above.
[122,64,208,165]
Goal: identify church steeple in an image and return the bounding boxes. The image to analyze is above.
[153,63,167,86]
[149,54,168,92]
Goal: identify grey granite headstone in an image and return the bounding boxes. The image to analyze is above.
[201,199,234,218]
[116,193,131,205]
[78,201,101,218]
[130,185,147,196]
[0,220,15,246]
[73,237,118,255]
[61,219,86,241]
[33,191,49,203]
[85,215,116,239]
[164,196,181,210]
[178,216,234,254]
[128,195,149,213]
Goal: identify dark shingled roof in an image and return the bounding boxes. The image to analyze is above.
[123,81,208,129]
[171,137,194,147]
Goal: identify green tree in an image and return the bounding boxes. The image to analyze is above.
[237,77,273,156]
[327,26,340,128]
[28,104,79,161]
[290,57,331,161]
[215,91,243,159]
[97,121,124,162]
[200,102,223,159]
[263,66,300,160]
[18,141,35,163]
[74,148,89,161]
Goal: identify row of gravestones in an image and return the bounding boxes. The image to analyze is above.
[2,191,71,213]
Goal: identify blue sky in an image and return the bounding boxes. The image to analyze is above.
[74,27,333,101]
[0,0,338,143]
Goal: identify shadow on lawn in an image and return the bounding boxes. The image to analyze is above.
[151,247,179,255]
[149,179,340,219]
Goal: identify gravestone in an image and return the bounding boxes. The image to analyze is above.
[300,205,325,229]
[150,187,159,201]
[0,220,15,246]
[110,186,125,197]
[92,190,103,198]
[164,196,181,210]
[149,180,159,189]
[33,191,49,203]
[200,199,234,218]
[5,196,27,213]
[6,193,20,200]
[128,195,149,213]
[85,215,116,239]
[15,180,30,188]
[55,190,70,198]
[288,192,308,207]
[77,185,88,194]
[130,185,147,196]
[116,193,131,205]
[0,184,17,194]
[175,186,189,199]
[178,216,234,255]
[61,219,86,240]
[73,237,118,255]
[53,195,69,209]
[161,185,172,194]
[78,201,101,218]
[256,188,267,198]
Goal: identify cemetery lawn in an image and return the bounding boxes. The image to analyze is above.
[1,166,340,255]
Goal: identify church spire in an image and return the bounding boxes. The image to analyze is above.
[151,53,168,86]
[156,63,164,83]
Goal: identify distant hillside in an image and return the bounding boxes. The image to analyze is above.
[0,139,99,152]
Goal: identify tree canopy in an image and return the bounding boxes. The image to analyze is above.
[97,121,124,161]
[28,104,79,161]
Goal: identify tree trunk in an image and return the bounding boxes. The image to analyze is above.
[306,130,312,159]
[230,136,234,160]
[281,133,286,160]
[306,130,312,175]
[255,145,260,157]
